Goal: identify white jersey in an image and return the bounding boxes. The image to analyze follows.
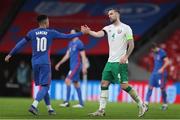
[103,22,133,63]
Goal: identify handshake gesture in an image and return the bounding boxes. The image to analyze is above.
[81,25,91,34]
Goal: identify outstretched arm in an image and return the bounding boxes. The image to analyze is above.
[88,30,105,38]
[81,25,105,38]
[53,30,83,39]
[5,37,29,62]
[55,50,70,71]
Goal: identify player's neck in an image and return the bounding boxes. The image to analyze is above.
[157,48,160,51]
[113,19,120,26]
[39,25,47,28]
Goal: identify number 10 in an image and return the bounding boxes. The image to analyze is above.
[36,37,47,52]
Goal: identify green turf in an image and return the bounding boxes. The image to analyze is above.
[0,97,180,119]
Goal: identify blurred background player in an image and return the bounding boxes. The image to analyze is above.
[5,15,86,115]
[145,42,170,111]
[82,8,147,117]
[55,29,87,108]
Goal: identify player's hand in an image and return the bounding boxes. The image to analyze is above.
[119,55,128,64]
[158,68,164,74]
[5,55,11,62]
[55,64,61,71]
[81,25,90,34]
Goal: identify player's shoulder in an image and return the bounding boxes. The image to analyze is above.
[26,28,37,36]
[160,48,166,54]
[104,24,113,29]
[121,22,132,30]
[27,29,36,34]
[79,39,85,46]
[48,28,56,32]
[77,39,83,43]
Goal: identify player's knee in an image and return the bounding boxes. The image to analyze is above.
[123,86,132,93]
[101,80,109,87]
[41,84,49,91]
[161,87,165,91]
[73,81,79,88]
[65,78,71,85]
[148,86,153,90]
[121,83,129,90]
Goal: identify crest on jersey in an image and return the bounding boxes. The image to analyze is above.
[72,45,77,51]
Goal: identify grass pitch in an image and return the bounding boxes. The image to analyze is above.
[0,97,180,119]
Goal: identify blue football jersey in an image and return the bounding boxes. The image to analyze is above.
[9,28,83,65]
[153,48,167,72]
[68,39,85,69]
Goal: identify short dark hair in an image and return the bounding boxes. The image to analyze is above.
[37,15,48,23]
[72,28,80,33]
[151,42,159,48]
[105,8,120,15]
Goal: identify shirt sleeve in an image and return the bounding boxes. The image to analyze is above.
[125,26,133,41]
[78,41,85,51]
[9,31,32,56]
[102,26,108,36]
[26,31,32,41]
[161,50,167,59]
[9,38,29,56]
[52,29,83,39]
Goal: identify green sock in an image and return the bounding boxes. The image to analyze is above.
[124,86,143,106]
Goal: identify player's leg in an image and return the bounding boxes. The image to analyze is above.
[73,81,84,108]
[99,80,110,112]
[121,83,147,117]
[145,74,155,106]
[160,73,168,110]
[65,78,71,103]
[29,84,49,115]
[29,64,40,115]
[88,63,112,116]
[121,83,143,106]
[145,86,153,104]
[60,77,71,107]
[44,92,56,114]
[39,64,55,114]
[118,63,147,117]
[72,67,84,108]
[145,85,153,111]
[30,64,55,115]
[88,80,110,116]
[35,84,49,106]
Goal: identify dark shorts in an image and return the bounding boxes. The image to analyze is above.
[32,64,51,86]
[149,72,167,88]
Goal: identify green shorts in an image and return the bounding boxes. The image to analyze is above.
[102,62,128,84]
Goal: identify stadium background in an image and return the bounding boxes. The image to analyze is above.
[0,0,180,117]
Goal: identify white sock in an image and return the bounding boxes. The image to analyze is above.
[163,104,168,107]
[145,101,149,105]
[32,100,39,108]
[99,90,108,110]
[137,96,143,107]
[47,105,53,111]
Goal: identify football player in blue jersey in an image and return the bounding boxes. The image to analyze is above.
[5,15,87,115]
[55,29,87,108]
[145,42,170,111]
